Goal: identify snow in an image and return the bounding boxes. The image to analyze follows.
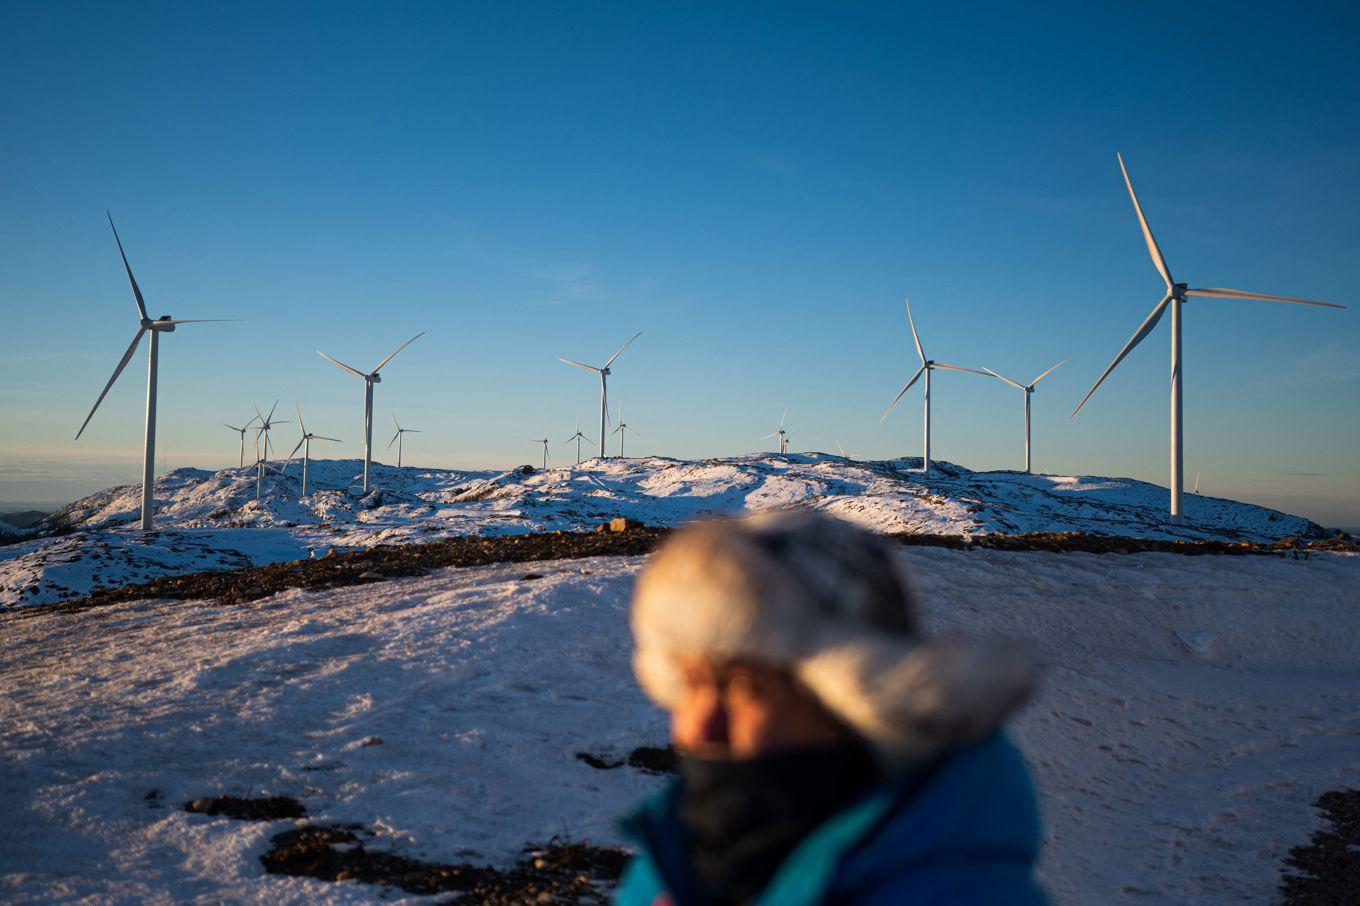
[2,455,1326,608]
[2,547,1356,903]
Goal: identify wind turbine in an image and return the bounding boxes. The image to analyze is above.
[880,298,987,475]
[224,415,259,469]
[284,402,341,497]
[74,214,229,531]
[316,332,424,494]
[562,416,595,465]
[1193,471,1201,495]
[387,413,421,469]
[982,357,1070,474]
[1072,153,1345,523]
[254,399,291,497]
[559,331,643,459]
[530,437,550,470]
[762,408,790,454]
[610,405,642,457]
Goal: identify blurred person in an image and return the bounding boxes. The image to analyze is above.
[615,510,1047,905]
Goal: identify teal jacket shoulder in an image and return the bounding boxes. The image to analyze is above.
[615,733,1048,906]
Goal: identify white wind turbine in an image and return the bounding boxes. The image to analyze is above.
[982,357,1070,474]
[559,331,643,459]
[1072,153,1345,523]
[75,214,229,531]
[762,408,790,454]
[252,401,290,499]
[610,405,642,457]
[387,413,421,469]
[316,332,424,494]
[880,298,987,475]
[530,437,550,470]
[284,402,341,497]
[224,415,259,469]
[562,416,595,465]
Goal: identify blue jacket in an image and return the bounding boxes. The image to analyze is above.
[615,733,1048,906]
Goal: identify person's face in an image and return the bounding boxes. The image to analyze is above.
[670,655,852,760]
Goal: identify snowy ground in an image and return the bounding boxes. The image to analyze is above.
[2,548,1356,903]
[2,455,1326,608]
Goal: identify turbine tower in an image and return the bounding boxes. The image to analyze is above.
[610,405,641,457]
[74,215,229,531]
[562,416,594,465]
[224,415,259,469]
[559,331,642,459]
[1072,153,1344,523]
[530,437,550,470]
[762,408,790,454]
[251,402,290,500]
[880,298,987,475]
[253,401,289,469]
[983,357,1070,474]
[316,332,424,494]
[284,402,340,497]
[387,413,421,469]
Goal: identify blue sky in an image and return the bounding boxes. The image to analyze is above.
[2,1,1358,527]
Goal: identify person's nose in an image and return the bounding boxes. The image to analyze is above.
[674,688,729,752]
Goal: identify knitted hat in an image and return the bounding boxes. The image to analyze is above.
[631,509,1037,767]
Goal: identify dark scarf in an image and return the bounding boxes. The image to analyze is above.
[678,743,881,905]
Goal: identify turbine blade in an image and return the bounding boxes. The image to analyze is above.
[315,436,342,442]
[559,357,601,373]
[1185,287,1343,309]
[158,319,233,325]
[628,427,643,436]
[779,406,788,428]
[983,368,1027,391]
[407,429,422,433]
[225,423,242,432]
[933,362,988,375]
[372,331,425,373]
[1117,152,1174,289]
[879,364,927,423]
[288,438,305,460]
[393,412,401,430]
[904,297,926,363]
[316,350,367,379]
[603,331,643,369]
[107,213,149,322]
[388,431,400,449]
[75,327,146,440]
[1072,292,1173,417]
[761,431,779,439]
[1029,356,1071,387]
[295,400,306,436]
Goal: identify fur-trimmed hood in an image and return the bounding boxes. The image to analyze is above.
[631,510,1036,768]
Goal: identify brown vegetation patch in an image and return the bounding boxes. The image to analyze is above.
[576,745,678,775]
[185,795,306,820]
[260,825,627,903]
[1280,788,1360,905]
[11,526,1354,620]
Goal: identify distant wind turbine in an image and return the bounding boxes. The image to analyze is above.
[530,437,550,470]
[284,402,340,497]
[880,298,987,475]
[387,413,421,469]
[1193,472,1201,495]
[74,214,230,531]
[762,408,790,454]
[983,357,1070,474]
[562,416,594,465]
[224,415,259,469]
[316,332,424,494]
[252,401,290,500]
[1072,153,1345,523]
[610,405,641,457]
[559,331,643,459]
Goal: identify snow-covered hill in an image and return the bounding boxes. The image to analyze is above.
[3,548,1356,903]
[2,454,1327,609]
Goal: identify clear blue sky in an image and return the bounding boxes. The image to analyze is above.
[2,1,1358,527]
